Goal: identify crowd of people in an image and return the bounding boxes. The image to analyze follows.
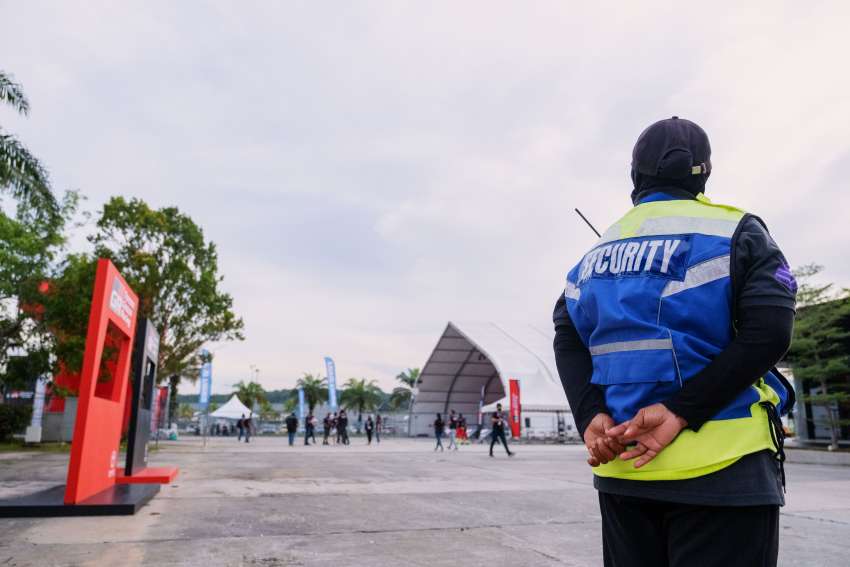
[432,407,513,456]
[279,409,385,447]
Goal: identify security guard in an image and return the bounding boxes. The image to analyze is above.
[553,117,796,566]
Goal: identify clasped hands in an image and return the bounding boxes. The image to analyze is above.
[584,404,688,469]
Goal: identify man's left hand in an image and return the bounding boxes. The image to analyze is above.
[605,403,688,468]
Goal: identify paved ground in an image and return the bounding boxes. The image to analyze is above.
[1,437,849,566]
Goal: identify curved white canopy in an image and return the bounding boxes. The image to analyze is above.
[209,395,252,419]
[411,322,569,423]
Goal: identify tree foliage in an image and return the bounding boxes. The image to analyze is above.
[87,197,244,419]
[0,70,56,219]
[290,372,327,412]
[388,367,419,411]
[233,380,266,411]
[339,378,382,427]
[787,264,850,449]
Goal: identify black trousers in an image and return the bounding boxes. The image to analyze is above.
[599,492,779,567]
[489,429,511,455]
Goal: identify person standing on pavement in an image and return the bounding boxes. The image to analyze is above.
[365,415,375,445]
[304,411,316,445]
[243,413,252,443]
[323,413,332,445]
[237,415,245,441]
[338,410,350,445]
[375,414,382,443]
[489,403,513,457]
[554,117,795,567]
[433,413,445,452]
[446,409,459,450]
[285,412,298,446]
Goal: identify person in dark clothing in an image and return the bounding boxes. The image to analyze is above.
[489,403,513,457]
[375,414,382,443]
[434,413,445,451]
[338,410,350,445]
[285,412,298,446]
[237,415,245,441]
[323,413,332,445]
[243,414,252,443]
[365,416,374,445]
[554,117,795,567]
[304,412,316,445]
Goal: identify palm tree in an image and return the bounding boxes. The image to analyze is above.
[232,380,267,410]
[289,372,328,412]
[339,378,383,432]
[0,71,56,215]
[388,368,420,411]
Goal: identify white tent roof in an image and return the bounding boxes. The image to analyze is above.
[209,395,252,419]
[411,322,569,417]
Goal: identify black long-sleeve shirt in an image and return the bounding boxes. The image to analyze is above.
[553,197,797,506]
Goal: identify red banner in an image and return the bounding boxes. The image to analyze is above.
[509,378,521,438]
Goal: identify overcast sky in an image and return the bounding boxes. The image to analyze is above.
[2,2,848,393]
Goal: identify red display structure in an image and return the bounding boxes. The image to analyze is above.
[0,259,160,517]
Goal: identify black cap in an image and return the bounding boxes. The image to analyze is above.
[631,117,711,180]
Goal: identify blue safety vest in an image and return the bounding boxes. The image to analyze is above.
[564,194,790,480]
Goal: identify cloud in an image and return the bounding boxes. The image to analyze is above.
[2,1,848,392]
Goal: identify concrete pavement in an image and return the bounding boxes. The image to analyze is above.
[1,437,849,566]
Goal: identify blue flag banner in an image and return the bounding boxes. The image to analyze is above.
[298,387,305,421]
[199,349,212,408]
[324,356,338,409]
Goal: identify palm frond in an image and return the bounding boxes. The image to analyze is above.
[0,71,29,115]
[0,132,57,217]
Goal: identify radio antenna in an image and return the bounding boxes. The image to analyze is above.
[574,208,601,238]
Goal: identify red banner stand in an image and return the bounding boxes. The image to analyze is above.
[0,259,160,517]
[509,378,522,439]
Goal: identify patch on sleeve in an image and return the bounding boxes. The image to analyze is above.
[774,262,797,293]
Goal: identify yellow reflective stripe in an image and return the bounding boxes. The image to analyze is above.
[662,255,730,297]
[603,195,746,241]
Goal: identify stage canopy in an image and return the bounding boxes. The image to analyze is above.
[409,322,569,434]
[209,395,252,420]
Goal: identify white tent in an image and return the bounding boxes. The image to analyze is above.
[209,395,252,420]
[410,321,577,439]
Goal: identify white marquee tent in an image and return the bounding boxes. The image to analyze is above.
[409,322,577,439]
[209,395,252,420]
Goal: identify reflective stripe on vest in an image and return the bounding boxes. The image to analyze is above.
[564,194,787,481]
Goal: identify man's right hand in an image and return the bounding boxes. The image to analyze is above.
[584,413,626,467]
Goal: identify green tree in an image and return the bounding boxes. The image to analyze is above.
[259,399,278,421]
[289,373,328,412]
[787,264,850,450]
[339,377,382,431]
[388,367,420,411]
[177,403,195,420]
[0,70,79,398]
[88,197,244,423]
[233,380,267,411]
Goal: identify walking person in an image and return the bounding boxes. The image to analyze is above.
[446,410,459,450]
[304,411,316,445]
[365,415,374,445]
[237,415,245,441]
[433,413,445,452]
[243,413,252,443]
[285,412,298,446]
[375,414,382,444]
[489,403,513,457]
[554,117,795,567]
[323,413,332,445]
[338,410,350,445]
